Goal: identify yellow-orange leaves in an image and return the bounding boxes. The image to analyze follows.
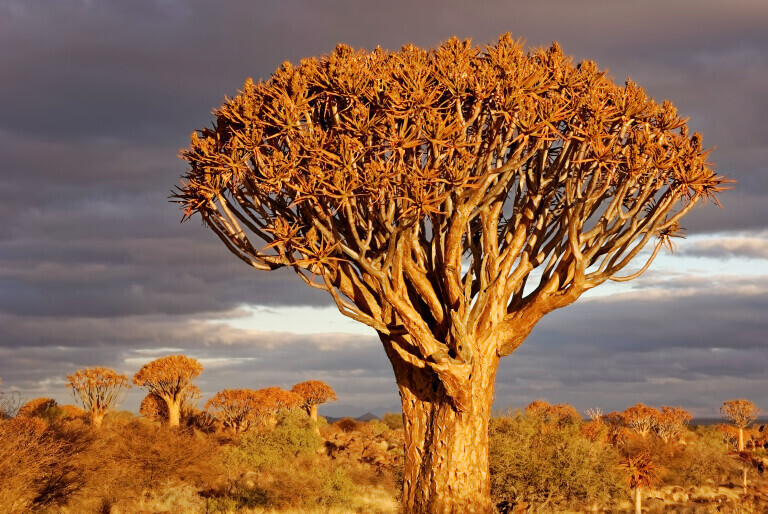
[66,367,130,428]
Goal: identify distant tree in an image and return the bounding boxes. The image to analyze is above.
[17,397,58,420]
[653,406,691,444]
[720,399,759,451]
[132,355,203,428]
[619,452,661,514]
[139,385,201,424]
[291,380,337,421]
[622,404,660,439]
[176,34,727,510]
[205,388,263,434]
[525,400,581,426]
[0,378,21,419]
[66,367,130,428]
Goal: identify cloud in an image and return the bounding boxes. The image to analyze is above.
[1,0,767,419]
[681,232,768,260]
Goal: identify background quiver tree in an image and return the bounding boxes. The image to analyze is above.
[653,406,691,444]
[622,404,660,439]
[291,380,337,422]
[257,387,304,426]
[205,388,262,434]
[720,399,760,451]
[132,355,202,428]
[139,385,201,425]
[176,34,728,511]
[66,367,130,428]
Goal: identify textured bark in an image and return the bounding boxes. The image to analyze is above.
[308,404,318,422]
[385,335,499,513]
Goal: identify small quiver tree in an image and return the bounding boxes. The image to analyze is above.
[176,35,728,511]
[133,355,203,428]
[256,387,304,427]
[66,367,130,428]
[653,406,691,444]
[622,404,660,439]
[140,385,201,424]
[619,452,661,514]
[721,399,760,489]
[291,380,337,422]
[205,388,262,434]
[720,399,759,452]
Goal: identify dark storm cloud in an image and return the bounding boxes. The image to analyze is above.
[1,0,767,415]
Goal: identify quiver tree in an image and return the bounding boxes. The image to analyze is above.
[291,380,337,421]
[622,404,660,439]
[176,35,727,511]
[132,355,203,428]
[653,406,691,444]
[205,388,263,434]
[66,367,130,428]
[258,386,303,423]
[140,385,201,424]
[720,399,759,451]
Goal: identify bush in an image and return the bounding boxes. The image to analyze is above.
[490,410,624,510]
[0,417,97,511]
[381,412,404,430]
[663,426,740,487]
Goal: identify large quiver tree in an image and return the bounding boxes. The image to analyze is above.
[176,35,726,512]
[133,355,203,428]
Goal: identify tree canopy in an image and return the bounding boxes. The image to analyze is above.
[66,367,130,427]
[176,35,726,412]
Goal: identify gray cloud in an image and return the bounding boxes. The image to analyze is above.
[1,0,767,418]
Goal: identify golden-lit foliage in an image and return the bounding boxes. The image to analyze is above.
[176,34,727,415]
[654,406,692,444]
[291,380,337,420]
[622,403,660,439]
[132,355,203,397]
[259,386,304,413]
[720,399,760,429]
[205,388,263,433]
[720,399,760,452]
[526,400,580,423]
[133,355,202,427]
[17,397,58,419]
[59,404,87,420]
[291,380,337,406]
[66,367,130,427]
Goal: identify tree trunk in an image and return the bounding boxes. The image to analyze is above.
[167,399,181,428]
[309,404,318,422]
[635,486,642,514]
[383,335,499,513]
[738,427,744,451]
[91,411,105,429]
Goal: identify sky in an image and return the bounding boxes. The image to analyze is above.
[1,0,767,418]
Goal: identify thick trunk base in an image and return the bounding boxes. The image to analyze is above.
[383,335,499,513]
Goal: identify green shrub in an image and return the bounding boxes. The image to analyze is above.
[663,426,739,487]
[490,410,624,510]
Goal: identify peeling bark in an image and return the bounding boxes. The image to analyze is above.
[384,335,499,513]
